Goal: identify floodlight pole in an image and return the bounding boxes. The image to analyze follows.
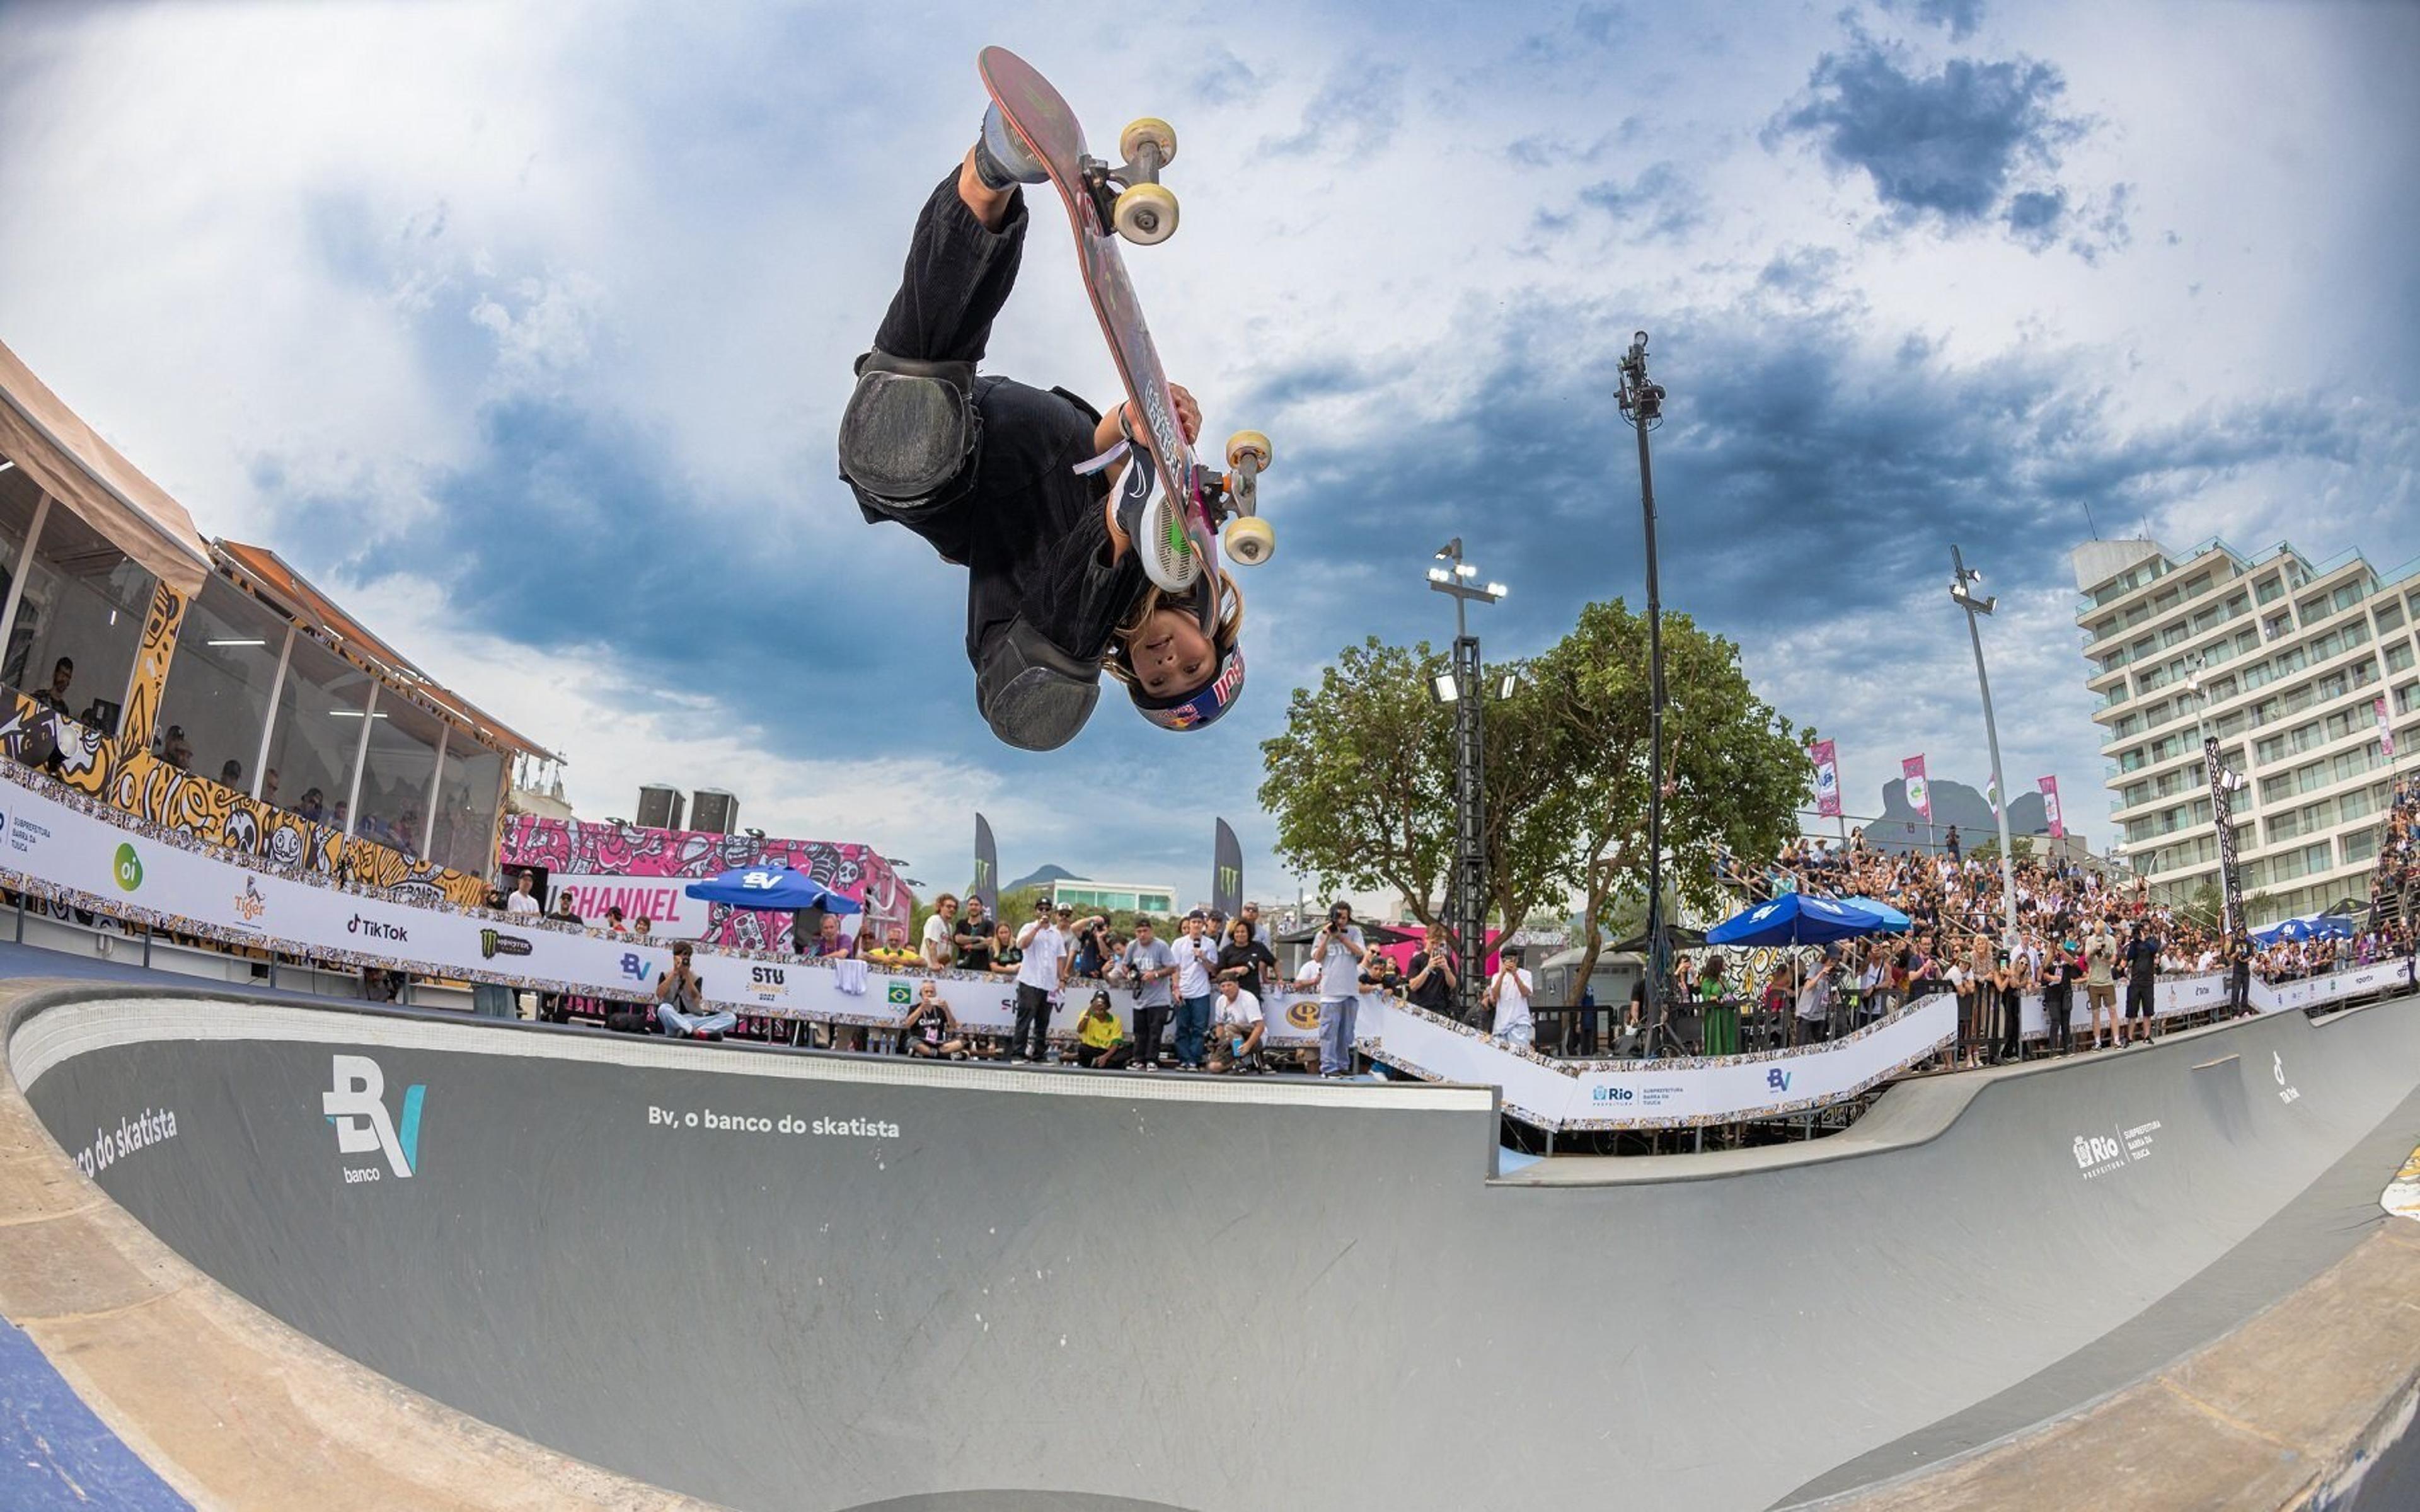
[2185,654,2241,942]
[1429,541,1505,1022]
[1950,545,2019,947]
[1619,333,1670,1028]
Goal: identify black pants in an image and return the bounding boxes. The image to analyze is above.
[851,171,1104,566]
[2044,985,2073,1054]
[2125,978,2154,1024]
[1012,983,1053,1060]
[1998,987,2022,1061]
[1131,1004,1170,1065]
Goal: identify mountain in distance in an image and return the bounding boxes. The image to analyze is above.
[1865,777,2055,853]
[1004,863,1083,893]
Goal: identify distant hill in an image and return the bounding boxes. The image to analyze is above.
[1005,863,1083,893]
[1865,776,2054,854]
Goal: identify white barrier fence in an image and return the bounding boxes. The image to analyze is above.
[1,766,2412,1130]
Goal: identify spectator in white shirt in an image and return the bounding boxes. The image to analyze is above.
[505,871,541,915]
[1314,902,1373,1077]
[1209,977,1265,1073]
[1794,959,1833,1045]
[1483,946,1535,1050]
[1010,901,1070,1062]
[921,893,960,971]
[1171,912,1221,1070]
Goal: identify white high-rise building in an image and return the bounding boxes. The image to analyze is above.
[2074,537,2420,929]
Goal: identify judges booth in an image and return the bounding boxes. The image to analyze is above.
[0,337,553,908]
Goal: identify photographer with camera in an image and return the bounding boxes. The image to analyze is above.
[1313,902,1374,1079]
[653,941,735,1041]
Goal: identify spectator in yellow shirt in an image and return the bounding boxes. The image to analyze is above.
[1074,992,1131,1069]
[867,925,923,970]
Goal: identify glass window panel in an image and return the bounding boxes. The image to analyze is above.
[355,694,446,857]
[265,638,374,827]
[432,744,502,876]
[0,479,157,736]
[156,580,291,795]
[0,465,47,689]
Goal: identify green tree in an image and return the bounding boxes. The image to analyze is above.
[1527,601,1812,990]
[1257,637,1458,934]
[1259,602,1812,985]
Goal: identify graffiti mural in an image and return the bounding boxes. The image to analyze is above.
[118,581,187,753]
[0,692,488,907]
[500,814,914,949]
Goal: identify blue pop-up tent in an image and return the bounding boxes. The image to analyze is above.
[685,865,862,914]
[1839,896,1913,931]
[2251,912,2353,948]
[1706,891,1889,947]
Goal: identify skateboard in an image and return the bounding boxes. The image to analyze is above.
[977,46,1272,634]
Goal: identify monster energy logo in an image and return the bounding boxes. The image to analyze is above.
[1217,865,1240,897]
[478,928,534,960]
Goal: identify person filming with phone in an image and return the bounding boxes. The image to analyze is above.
[1313,901,1373,1079]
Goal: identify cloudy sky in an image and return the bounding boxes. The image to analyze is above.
[3,0,2414,908]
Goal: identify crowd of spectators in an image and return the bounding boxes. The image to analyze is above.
[526,879,1325,1072]
[1690,818,2417,1065]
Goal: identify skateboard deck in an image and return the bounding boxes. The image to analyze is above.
[977,45,1226,633]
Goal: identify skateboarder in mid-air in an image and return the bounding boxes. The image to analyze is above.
[836,110,1245,751]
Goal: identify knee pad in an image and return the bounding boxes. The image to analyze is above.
[838,351,977,506]
[976,621,1101,751]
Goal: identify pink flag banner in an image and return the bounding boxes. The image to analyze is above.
[1809,740,1842,818]
[2378,697,2396,760]
[1903,755,1931,822]
[2037,776,2065,839]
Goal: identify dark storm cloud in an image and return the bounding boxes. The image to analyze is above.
[1218,289,2395,710]
[1767,27,2111,249]
[258,392,988,754]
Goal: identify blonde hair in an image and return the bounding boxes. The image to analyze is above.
[1103,572,1245,692]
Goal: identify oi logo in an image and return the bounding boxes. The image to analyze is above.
[112,842,144,891]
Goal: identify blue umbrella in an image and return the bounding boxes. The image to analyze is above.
[2252,912,2352,947]
[1839,896,1913,931]
[1705,891,1888,947]
[685,865,863,914]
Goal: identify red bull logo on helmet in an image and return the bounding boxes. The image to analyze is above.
[1139,646,1246,731]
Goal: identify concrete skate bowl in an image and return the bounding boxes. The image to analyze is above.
[8,981,2420,1511]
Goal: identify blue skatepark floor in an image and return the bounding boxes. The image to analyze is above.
[0,1316,189,1511]
[0,934,347,1509]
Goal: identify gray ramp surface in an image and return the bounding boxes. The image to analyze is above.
[11,986,2420,1512]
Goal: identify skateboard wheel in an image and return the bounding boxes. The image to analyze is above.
[1223,516,1276,566]
[1119,117,1177,170]
[1224,430,1273,472]
[1113,182,1179,245]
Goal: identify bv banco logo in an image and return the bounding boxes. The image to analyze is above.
[323,1054,424,1180]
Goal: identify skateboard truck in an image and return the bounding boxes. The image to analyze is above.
[1078,117,1179,245]
[1204,432,1274,566]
